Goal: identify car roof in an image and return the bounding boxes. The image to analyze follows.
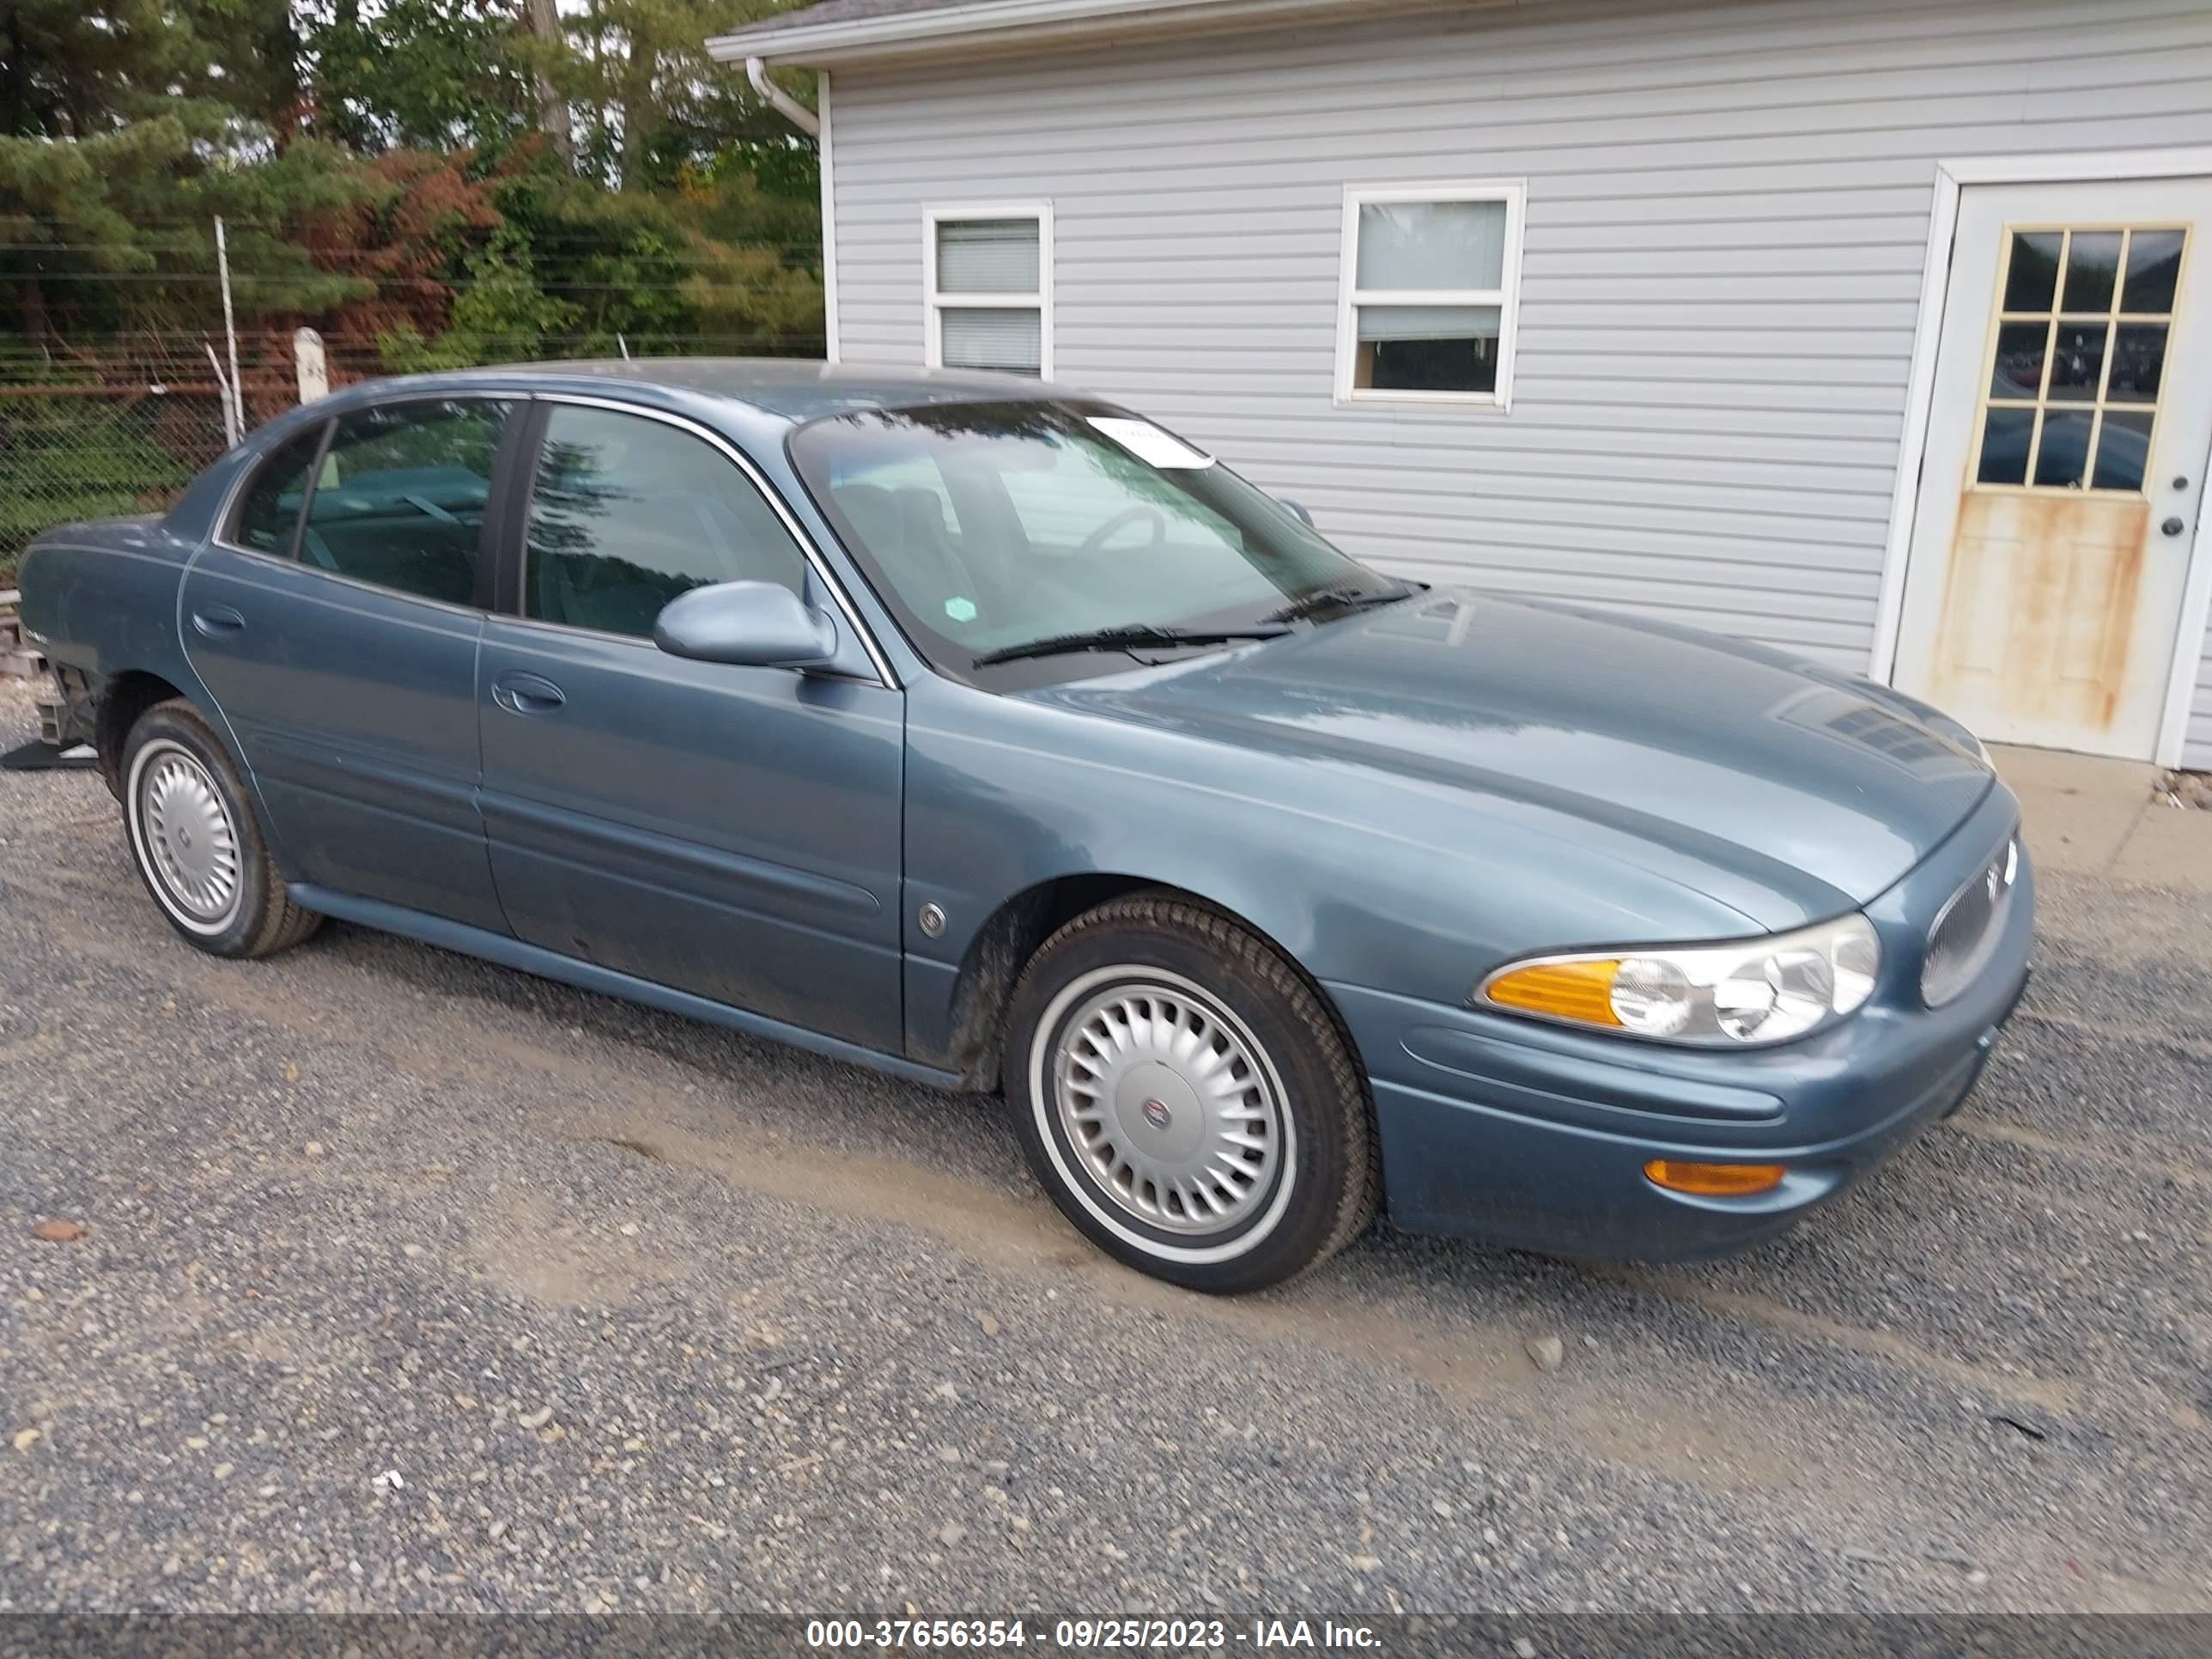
[161,357,1102,547]
[385,357,1083,423]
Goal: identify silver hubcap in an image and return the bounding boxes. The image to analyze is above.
[138,745,240,925]
[1051,978,1285,1237]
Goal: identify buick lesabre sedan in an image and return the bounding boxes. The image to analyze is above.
[18,362,2033,1293]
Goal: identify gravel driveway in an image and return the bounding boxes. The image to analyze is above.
[0,678,2206,1616]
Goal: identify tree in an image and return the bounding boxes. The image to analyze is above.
[1,0,207,141]
[378,219,580,368]
[1,119,373,354]
[1,0,826,369]
[0,0,380,353]
[561,0,816,193]
[523,0,578,167]
[310,0,538,155]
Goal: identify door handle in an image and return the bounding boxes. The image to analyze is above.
[491,672,566,715]
[190,605,246,639]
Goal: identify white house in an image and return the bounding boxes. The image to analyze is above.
[708,0,2212,770]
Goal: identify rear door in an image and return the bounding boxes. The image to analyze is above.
[180,396,515,932]
[476,398,906,1052]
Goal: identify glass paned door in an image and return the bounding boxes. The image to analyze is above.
[1895,178,2212,762]
[1972,226,2184,493]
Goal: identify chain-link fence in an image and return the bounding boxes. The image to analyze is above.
[0,328,825,583]
[0,384,235,576]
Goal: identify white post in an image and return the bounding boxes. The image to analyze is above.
[294,326,329,404]
[215,216,245,439]
[204,344,240,447]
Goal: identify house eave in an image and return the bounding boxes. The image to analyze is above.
[707,0,1488,68]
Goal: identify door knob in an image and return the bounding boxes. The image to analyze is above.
[2163,517,2187,537]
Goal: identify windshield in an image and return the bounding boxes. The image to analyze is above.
[787,400,1402,683]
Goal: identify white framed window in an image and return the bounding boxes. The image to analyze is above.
[1334,181,1527,409]
[926,203,1053,379]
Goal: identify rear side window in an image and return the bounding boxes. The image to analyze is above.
[301,398,510,607]
[524,405,807,640]
[228,425,328,554]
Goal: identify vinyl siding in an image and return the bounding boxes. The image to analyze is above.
[826,0,2212,752]
[2191,641,2212,770]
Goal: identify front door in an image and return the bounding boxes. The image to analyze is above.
[1894,178,2212,759]
[477,400,907,1054]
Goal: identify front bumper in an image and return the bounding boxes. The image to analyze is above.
[1327,782,2035,1261]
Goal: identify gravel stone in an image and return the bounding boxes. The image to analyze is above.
[0,678,2206,1615]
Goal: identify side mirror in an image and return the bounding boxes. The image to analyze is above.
[1279,497,1316,527]
[653,580,837,669]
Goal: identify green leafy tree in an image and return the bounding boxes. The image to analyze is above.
[559,0,815,193]
[1,0,208,139]
[378,219,580,368]
[3,0,825,364]
[1,0,378,352]
[311,0,540,155]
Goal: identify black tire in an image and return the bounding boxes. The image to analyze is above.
[119,699,322,959]
[1004,893,1378,1293]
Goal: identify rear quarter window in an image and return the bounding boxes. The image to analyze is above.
[228,426,329,554]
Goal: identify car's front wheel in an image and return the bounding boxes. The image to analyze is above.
[1005,894,1378,1293]
[120,700,321,958]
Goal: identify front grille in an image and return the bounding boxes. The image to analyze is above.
[1923,838,2021,1006]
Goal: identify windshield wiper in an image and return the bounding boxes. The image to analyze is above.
[1262,580,1418,625]
[972,624,1291,669]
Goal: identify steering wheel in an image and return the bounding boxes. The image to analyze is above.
[1075,506,1168,557]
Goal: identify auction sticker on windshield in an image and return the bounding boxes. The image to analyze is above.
[1087,416,1215,469]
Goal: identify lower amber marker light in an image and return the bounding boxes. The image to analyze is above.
[1643,1159,1788,1198]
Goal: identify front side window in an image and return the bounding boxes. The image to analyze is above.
[525,405,808,640]
[927,207,1050,378]
[1338,184,1525,406]
[791,400,1404,686]
[228,424,328,555]
[301,398,509,605]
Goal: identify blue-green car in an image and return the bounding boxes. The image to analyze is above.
[18,362,2033,1292]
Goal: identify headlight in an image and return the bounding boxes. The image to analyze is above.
[1477,914,1881,1048]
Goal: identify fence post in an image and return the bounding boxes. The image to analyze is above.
[295,328,329,404]
[215,216,245,440]
[203,345,240,447]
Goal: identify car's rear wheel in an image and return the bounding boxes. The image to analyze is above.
[121,700,321,958]
[1005,894,1378,1293]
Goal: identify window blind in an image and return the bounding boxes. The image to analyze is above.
[937,219,1042,295]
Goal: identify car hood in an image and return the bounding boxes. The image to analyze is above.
[1025,591,1994,926]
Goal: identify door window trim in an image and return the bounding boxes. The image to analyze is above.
[501,392,901,690]
[211,416,334,562]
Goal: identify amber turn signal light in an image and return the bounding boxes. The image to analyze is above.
[1482,958,1624,1027]
[1643,1159,1787,1198]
